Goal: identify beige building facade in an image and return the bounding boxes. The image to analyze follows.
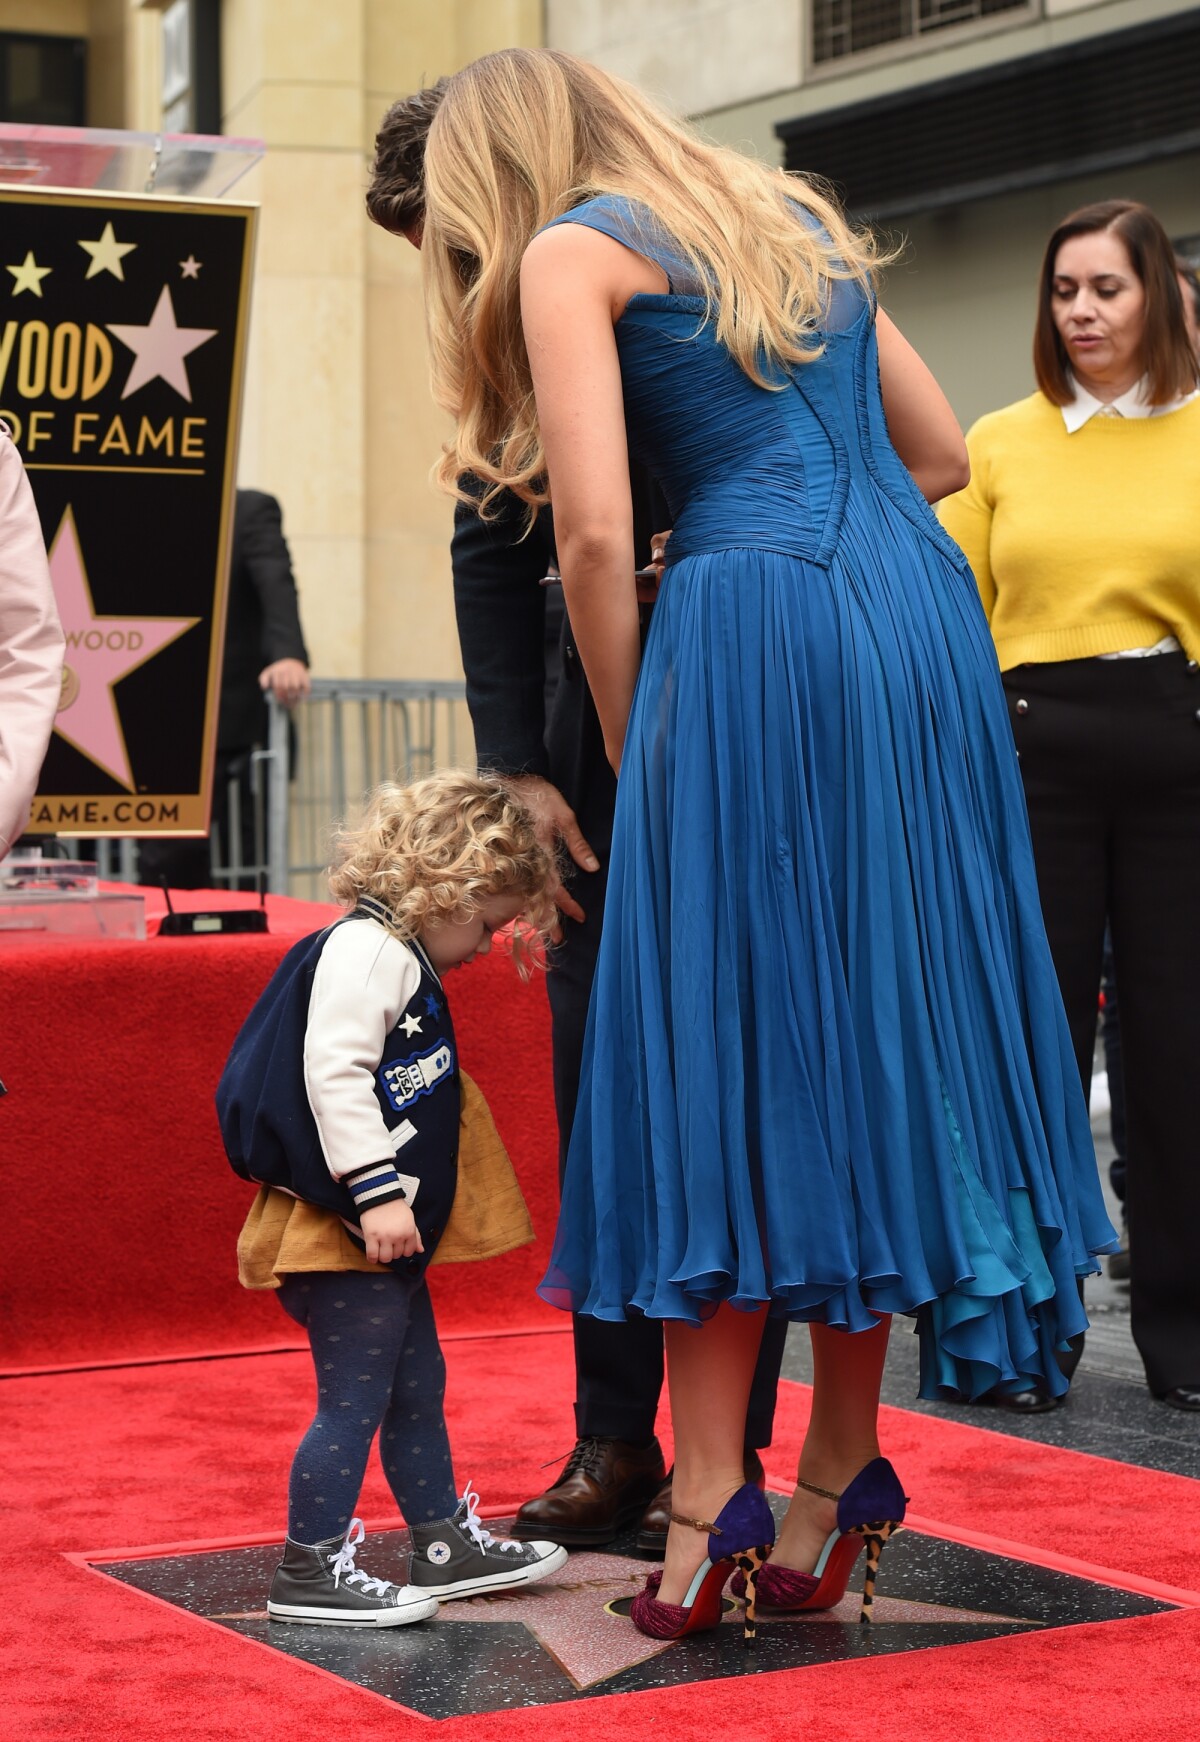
[1,0,540,694]
[4,0,1199,692]
[548,0,1200,429]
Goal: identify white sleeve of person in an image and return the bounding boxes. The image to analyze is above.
[0,424,65,854]
[303,918,421,1212]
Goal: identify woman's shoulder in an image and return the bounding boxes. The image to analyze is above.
[539,194,665,257]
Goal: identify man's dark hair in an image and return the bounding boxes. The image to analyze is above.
[365,79,447,236]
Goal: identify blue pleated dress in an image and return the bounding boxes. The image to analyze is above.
[537,196,1116,1401]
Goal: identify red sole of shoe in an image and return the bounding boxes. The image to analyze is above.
[632,1558,733,1639]
[789,1534,864,1611]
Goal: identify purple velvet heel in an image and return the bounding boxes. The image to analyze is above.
[731,1457,908,1623]
[630,1481,776,1643]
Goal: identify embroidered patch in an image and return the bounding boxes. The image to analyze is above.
[377,1043,454,1113]
[426,1541,452,1565]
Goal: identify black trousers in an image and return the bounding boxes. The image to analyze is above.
[546,621,788,1448]
[1002,654,1200,1395]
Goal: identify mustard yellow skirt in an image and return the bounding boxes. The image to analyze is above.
[237,1070,534,1289]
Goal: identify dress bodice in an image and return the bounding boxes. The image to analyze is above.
[541,195,964,573]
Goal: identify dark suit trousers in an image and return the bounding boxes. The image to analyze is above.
[547,621,788,1447]
[1002,654,1200,1394]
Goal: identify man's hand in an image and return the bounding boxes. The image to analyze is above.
[507,773,598,929]
[259,658,311,707]
[359,1199,423,1265]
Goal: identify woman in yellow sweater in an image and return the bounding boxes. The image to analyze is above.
[941,198,1200,1413]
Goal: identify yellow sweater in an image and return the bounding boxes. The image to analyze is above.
[938,392,1200,670]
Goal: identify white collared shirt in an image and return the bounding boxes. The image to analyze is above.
[1062,374,1199,433]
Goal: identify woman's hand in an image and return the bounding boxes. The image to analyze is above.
[359,1200,423,1264]
[636,528,671,602]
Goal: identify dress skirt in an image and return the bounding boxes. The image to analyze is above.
[539,505,1116,1402]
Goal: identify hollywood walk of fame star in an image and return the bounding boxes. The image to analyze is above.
[424,995,442,1019]
[48,506,199,790]
[7,250,51,297]
[400,1013,424,1037]
[179,256,202,279]
[108,284,217,403]
[78,221,137,281]
[433,1550,1030,1691]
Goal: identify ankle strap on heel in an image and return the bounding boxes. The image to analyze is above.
[670,1510,722,1535]
[796,1478,840,1502]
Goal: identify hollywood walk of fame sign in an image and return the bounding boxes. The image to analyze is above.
[1,185,255,835]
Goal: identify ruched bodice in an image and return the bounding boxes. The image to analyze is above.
[538,196,1115,1401]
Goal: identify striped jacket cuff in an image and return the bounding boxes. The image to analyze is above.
[342,1161,408,1210]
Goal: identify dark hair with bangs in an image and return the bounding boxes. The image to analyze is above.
[1033,200,1199,406]
[366,80,447,236]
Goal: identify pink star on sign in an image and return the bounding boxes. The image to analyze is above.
[108,284,216,402]
[49,506,199,790]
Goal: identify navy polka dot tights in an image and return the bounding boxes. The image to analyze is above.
[278,1270,458,1546]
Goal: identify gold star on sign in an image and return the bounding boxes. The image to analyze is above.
[179,256,201,279]
[78,221,137,281]
[7,251,51,297]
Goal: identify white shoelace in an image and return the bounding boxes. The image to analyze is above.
[329,1519,396,1596]
[460,1481,524,1555]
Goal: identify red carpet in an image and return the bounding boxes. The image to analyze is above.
[4,1334,1199,1741]
[0,904,562,1372]
[4,890,1199,1737]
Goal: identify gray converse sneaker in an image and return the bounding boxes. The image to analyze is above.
[267,1518,439,1627]
[409,1481,568,1602]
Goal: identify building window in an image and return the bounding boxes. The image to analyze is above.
[0,33,86,126]
[811,0,1035,68]
[159,0,221,135]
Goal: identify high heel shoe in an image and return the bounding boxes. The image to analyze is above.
[729,1456,907,1624]
[630,1482,775,1643]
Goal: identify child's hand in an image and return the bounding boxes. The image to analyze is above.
[359,1200,423,1265]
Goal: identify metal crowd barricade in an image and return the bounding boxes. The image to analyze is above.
[264,678,472,899]
[87,678,470,896]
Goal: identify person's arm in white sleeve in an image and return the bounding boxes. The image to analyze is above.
[303,919,421,1178]
[303,920,425,1264]
[0,426,64,855]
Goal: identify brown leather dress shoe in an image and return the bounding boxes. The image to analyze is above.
[511,1436,666,1545]
[635,1448,766,1557]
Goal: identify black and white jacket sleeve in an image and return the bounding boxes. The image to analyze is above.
[302,920,420,1213]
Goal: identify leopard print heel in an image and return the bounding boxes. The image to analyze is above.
[729,1542,772,1642]
[850,1518,901,1624]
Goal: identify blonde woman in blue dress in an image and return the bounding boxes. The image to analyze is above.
[418,48,1114,1639]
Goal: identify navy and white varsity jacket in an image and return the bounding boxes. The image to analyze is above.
[216,898,459,1276]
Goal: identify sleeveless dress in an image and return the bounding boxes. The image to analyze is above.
[536,195,1115,1401]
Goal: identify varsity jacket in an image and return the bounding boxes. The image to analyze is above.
[217,899,459,1276]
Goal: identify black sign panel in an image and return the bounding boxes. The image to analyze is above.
[0,186,255,834]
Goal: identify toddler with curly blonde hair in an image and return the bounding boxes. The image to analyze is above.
[218,769,566,1628]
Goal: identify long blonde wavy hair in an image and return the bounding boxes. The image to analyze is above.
[422,48,882,516]
[328,770,557,975]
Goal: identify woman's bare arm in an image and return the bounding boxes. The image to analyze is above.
[875,309,970,503]
[520,223,659,770]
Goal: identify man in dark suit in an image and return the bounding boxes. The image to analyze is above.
[138,488,309,890]
[368,91,787,1552]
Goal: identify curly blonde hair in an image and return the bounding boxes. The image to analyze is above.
[328,770,557,974]
[422,48,887,517]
